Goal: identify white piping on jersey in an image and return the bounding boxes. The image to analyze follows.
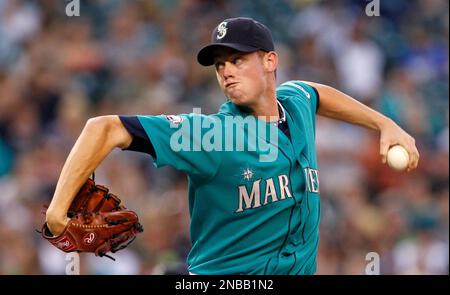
[281,81,311,99]
[277,100,286,122]
[273,100,287,126]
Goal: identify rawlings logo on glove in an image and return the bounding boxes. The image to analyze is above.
[40,176,143,260]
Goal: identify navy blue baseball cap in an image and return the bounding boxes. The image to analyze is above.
[197,17,275,66]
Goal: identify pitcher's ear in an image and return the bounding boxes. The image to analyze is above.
[263,51,278,73]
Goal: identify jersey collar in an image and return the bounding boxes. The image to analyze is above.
[218,99,286,124]
[273,99,286,126]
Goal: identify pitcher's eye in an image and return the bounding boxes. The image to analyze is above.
[215,62,224,71]
[233,57,243,65]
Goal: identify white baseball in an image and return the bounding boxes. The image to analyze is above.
[387,145,409,171]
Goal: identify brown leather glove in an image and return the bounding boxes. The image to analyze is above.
[40,177,143,260]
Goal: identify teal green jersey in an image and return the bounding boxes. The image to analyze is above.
[128,80,320,274]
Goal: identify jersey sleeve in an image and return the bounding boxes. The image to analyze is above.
[119,115,156,157]
[277,80,320,114]
[135,114,222,181]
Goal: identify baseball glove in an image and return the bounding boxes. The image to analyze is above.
[40,176,143,260]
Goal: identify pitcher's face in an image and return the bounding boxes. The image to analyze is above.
[214,48,268,108]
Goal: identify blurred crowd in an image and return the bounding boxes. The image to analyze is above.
[0,0,448,275]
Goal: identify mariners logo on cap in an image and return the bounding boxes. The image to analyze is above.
[216,21,228,40]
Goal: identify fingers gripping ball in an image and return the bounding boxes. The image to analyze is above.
[387,145,409,171]
[41,177,143,260]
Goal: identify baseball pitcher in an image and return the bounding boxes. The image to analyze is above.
[44,17,419,274]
